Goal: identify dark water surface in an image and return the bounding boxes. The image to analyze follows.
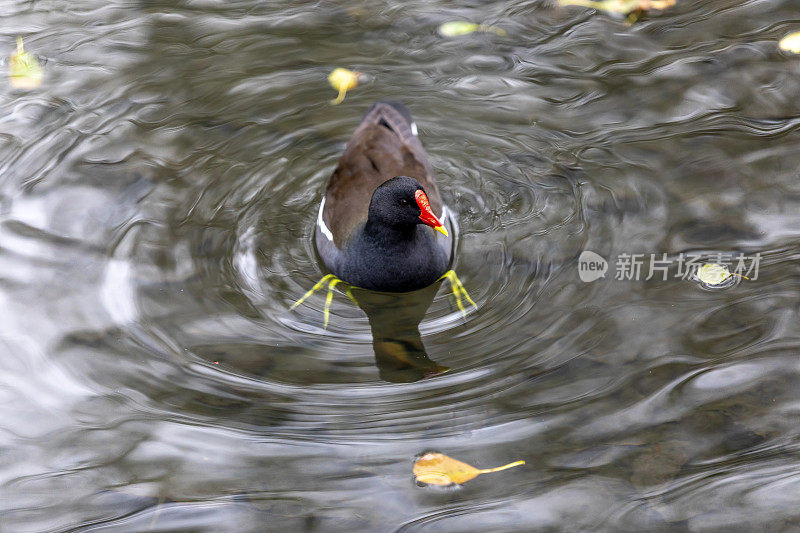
[3,0,800,530]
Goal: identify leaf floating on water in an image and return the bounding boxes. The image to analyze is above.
[696,263,732,286]
[328,68,361,105]
[439,21,480,37]
[9,37,43,89]
[779,32,800,54]
[438,21,506,37]
[439,21,479,36]
[413,452,524,486]
[558,0,675,16]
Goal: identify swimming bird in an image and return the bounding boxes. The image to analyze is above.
[293,102,475,326]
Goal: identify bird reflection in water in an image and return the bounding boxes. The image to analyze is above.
[293,270,474,383]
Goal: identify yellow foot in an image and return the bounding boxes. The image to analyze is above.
[291,274,346,328]
[438,270,478,318]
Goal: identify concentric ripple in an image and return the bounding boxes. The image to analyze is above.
[3,0,800,530]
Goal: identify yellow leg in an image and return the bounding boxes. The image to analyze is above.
[345,286,358,305]
[290,274,336,310]
[438,270,478,317]
[323,278,341,329]
[291,274,347,329]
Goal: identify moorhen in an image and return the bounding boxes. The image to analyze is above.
[294,101,475,325]
[315,101,452,292]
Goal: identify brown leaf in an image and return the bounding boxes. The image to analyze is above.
[413,452,525,486]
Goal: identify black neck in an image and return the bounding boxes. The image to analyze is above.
[363,219,418,247]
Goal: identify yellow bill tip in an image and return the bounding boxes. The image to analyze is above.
[434,225,448,237]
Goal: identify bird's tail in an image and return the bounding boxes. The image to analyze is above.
[359,101,418,141]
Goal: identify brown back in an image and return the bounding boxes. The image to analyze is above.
[322,104,441,248]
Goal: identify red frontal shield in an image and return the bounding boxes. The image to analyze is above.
[415,189,448,236]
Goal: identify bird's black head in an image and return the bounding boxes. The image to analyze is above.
[368,176,447,235]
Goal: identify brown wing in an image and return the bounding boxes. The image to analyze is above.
[322,103,441,248]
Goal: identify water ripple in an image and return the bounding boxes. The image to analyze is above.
[3,0,800,530]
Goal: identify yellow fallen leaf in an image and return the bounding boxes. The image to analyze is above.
[779,32,800,54]
[696,263,732,285]
[328,68,361,105]
[559,0,674,15]
[413,452,524,486]
[9,36,43,89]
[438,21,506,37]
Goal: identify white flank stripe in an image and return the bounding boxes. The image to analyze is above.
[317,197,334,241]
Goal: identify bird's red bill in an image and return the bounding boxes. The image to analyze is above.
[415,189,448,236]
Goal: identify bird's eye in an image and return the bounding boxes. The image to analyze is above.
[399,198,409,206]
